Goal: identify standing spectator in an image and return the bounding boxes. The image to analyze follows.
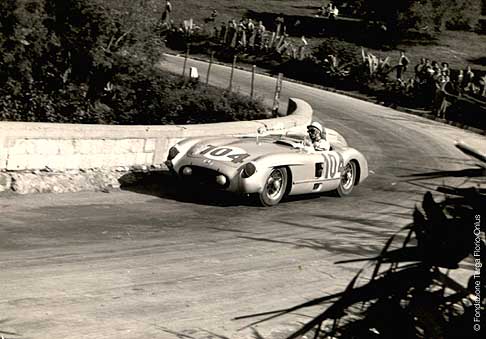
[247,19,255,32]
[479,75,486,97]
[463,65,475,92]
[299,35,308,60]
[227,19,237,47]
[205,9,218,24]
[441,62,449,74]
[414,57,426,81]
[255,21,266,48]
[435,73,453,119]
[219,22,227,43]
[161,0,172,25]
[396,51,410,80]
[456,69,464,95]
[327,3,339,19]
[431,61,441,80]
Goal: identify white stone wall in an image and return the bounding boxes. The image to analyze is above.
[0,98,312,172]
[2,138,156,170]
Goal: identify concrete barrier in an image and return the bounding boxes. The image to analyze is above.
[0,98,312,193]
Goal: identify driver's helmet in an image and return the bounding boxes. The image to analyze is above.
[307,121,323,135]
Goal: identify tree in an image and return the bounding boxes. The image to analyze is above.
[343,0,482,37]
[0,0,165,120]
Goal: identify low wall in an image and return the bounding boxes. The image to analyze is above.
[0,98,312,193]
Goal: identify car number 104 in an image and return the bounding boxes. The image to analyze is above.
[199,145,250,163]
[321,152,344,179]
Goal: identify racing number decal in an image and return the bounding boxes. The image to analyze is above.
[199,145,250,163]
[320,152,344,179]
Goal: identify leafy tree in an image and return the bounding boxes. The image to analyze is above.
[334,0,482,36]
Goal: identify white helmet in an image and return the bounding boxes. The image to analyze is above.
[307,121,323,133]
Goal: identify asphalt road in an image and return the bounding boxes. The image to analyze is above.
[1,55,485,339]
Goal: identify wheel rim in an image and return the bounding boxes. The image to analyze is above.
[341,163,354,191]
[265,169,285,200]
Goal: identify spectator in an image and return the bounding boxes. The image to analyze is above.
[205,9,218,24]
[396,51,410,80]
[219,22,227,43]
[456,69,464,95]
[247,18,255,32]
[441,62,449,74]
[161,0,172,25]
[327,3,339,19]
[479,75,486,97]
[463,65,475,92]
[414,57,426,81]
[255,21,266,48]
[227,19,237,47]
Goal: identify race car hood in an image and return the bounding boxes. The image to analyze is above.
[186,136,300,168]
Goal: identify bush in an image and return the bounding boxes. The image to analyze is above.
[0,1,266,125]
[362,0,482,40]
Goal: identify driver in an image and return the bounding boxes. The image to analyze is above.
[307,121,330,151]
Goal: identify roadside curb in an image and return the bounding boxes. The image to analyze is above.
[167,52,486,136]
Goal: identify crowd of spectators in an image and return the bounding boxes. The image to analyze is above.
[393,54,486,118]
[159,4,485,121]
[316,2,339,19]
[352,48,486,118]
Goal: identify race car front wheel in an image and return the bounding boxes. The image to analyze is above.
[259,167,288,206]
[336,161,356,197]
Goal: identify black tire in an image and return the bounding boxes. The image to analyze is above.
[336,161,356,197]
[259,167,288,206]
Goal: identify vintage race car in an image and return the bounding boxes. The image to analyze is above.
[165,128,368,206]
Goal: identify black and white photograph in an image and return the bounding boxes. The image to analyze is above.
[1,1,485,338]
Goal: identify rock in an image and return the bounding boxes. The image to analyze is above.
[0,172,12,192]
[7,168,132,194]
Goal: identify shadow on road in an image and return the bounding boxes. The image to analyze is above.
[0,318,23,338]
[398,167,485,181]
[118,170,337,207]
[119,170,256,207]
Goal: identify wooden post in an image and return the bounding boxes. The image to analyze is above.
[206,52,214,87]
[272,73,283,116]
[182,45,190,78]
[250,65,256,98]
[228,54,237,92]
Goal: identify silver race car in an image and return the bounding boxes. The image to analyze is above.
[165,129,368,206]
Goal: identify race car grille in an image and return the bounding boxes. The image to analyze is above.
[180,166,230,189]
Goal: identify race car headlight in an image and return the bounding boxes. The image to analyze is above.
[215,175,227,186]
[167,146,179,161]
[182,167,193,176]
[242,162,257,178]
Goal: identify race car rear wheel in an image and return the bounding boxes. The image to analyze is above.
[336,161,356,197]
[259,167,288,206]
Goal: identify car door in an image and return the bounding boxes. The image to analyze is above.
[288,150,344,195]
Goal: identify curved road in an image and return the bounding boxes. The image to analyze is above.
[0,55,485,339]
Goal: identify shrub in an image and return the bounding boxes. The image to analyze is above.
[0,1,266,125]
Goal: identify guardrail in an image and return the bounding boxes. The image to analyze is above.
[0,98,312,173]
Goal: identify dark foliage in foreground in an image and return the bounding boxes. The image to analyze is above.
[238,177,486,338]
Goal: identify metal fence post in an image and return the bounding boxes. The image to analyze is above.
[272,73,283,115]
[250,65,256,98]
[229,54,237,92]
[182,45,190,78]
[206,51,214,87]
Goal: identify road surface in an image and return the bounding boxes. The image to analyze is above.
[0,55,485,339]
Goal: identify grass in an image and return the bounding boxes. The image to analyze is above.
[165,0,486,71]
